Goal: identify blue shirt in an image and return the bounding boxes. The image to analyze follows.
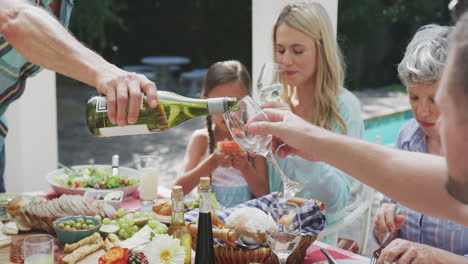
[268,89,365,242]
[383,118,468,255]
[0,0,74,147]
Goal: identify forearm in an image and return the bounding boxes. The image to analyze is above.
[0,1,113,87]
[431,247,468,264]
[241,157,268,197]
[175,156,217,194]
[309,129,468,225]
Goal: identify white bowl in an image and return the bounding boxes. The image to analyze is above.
[46,165,140,197]
[84,190,124,209]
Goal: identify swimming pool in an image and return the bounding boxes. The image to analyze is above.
[364,110,414,146]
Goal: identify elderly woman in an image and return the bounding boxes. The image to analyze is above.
[373,25,468,263]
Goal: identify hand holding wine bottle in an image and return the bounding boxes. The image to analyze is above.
[86,91,237,137]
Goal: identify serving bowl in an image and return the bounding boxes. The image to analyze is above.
[46,165,140,197]
[53,216,101,244]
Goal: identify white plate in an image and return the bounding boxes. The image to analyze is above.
[46,165,140,197]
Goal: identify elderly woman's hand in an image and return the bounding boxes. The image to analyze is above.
[377,239,438,264]
[95,66,158,126]
[374,203,405,244]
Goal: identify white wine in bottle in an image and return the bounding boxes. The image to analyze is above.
[86,91,237,137]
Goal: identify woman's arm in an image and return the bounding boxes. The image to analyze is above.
[0,0,158,125]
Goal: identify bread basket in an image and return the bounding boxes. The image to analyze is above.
[187,197,325,264]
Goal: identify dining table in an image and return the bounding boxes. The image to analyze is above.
[0,187,370,264]
[141,56,190,91]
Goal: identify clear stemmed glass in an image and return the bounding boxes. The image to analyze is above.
[257,62,285,103]
[223,96,305,200]
[267,202,302,264]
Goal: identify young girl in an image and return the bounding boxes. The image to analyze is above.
[175,60,267,208]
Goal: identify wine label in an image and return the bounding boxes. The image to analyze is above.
[99,124,150,137]
[96,96,107,113]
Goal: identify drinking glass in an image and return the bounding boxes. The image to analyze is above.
[257,62,284,103]
[223,96,304,200]
[23,234,54,264]
[138,155,159,211]
[267,202,302,264]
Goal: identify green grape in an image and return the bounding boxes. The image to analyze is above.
[118,229,126,237]
[133,212,142,219]
[102,218,111,225]
[147,220,157,229]
[94,215,102,222]
[126,219,135,227]
[130,231,136,237]
[121,223,129,229]
[118,218,126,226]
[123,232,131,239]
[131,225,139,232]
[110,220,117,225]
[116,208,126,218]
[142,213,151,218]
[153,225,168,234]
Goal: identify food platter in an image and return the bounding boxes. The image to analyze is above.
[46,165,141,197]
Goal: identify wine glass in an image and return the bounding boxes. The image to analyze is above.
[267,202,302,264]
[223,96,305,200]
[257,62,285,103]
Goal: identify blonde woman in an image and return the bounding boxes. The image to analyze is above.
[263,2,364,245]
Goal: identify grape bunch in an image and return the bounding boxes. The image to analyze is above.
[128,252,149,264]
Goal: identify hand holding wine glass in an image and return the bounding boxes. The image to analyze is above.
[257,62,285,103]
[267,202,302,264]
[223,96,305,200]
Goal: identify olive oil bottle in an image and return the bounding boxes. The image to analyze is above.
[168,186,192,264]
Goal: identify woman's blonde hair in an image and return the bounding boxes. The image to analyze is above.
[273,2,346,133]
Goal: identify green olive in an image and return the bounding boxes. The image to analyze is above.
[85,219,94,225]
[76,218,84,223]
[70,227,77,231]
[65,225,71,230]
[74,223,82,229]
[68,220,76,226]
[81,224,88,229]
[88,224,95,229]
[58,223,65,229]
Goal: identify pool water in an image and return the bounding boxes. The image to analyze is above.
[364,111,414,146]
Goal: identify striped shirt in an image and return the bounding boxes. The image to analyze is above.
[0,0,74,146]
[382,118,468,255]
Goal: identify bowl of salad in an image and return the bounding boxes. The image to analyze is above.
[46,165,140,197]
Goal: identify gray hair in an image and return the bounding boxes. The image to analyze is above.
[398,24,454,87]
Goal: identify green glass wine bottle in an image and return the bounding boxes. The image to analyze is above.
[86,91,237,137]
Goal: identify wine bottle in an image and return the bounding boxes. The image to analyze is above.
[86,91,237,137]
[194,177,215,264]
[168,186,192,264]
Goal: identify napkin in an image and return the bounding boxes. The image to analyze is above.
[185,193,326,249]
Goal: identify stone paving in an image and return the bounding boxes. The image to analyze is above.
[57,80,409,256]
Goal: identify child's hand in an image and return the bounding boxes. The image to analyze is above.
[212,150,232,168]
[231,151,251,172]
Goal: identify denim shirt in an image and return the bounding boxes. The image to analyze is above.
[383,118,468,255]
[0,0,74,148]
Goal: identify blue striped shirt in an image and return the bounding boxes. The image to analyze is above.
[383,118,468,255]
[0,0,74,147]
